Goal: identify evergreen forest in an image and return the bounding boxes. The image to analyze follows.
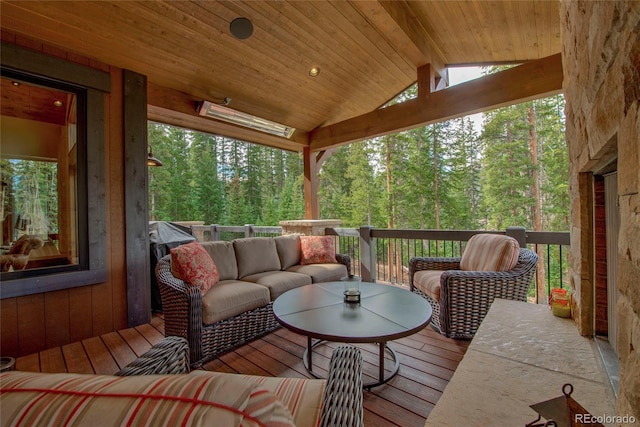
[148,92,568,235]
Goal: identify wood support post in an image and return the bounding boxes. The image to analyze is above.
[303,146,319,219]
[417,63,445,98]
[359,226,376,282]
[123,69,151,327]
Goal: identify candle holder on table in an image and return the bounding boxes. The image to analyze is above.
[341,275,361,303]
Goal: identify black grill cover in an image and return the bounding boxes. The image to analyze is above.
[149,221,196,312]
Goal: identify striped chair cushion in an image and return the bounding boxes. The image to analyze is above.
[237,374,326,427]
[0,371,295,427]
[413,270,444,302]
[460,234,520,272]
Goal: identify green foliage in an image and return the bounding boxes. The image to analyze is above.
[480,102,535,229]
[148,123,304,225]
[6,160,58,237]
[147,90,568,234]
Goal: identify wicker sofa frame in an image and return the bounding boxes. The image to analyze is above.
[409,248,539,339]
[156,251,351,368]
[105,337,363,427]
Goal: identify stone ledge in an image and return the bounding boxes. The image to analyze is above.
[279,219,341,236]
[424,299,620,426]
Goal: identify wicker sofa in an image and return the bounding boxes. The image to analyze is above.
[157,235,351,367]
[0,337,364,427]
[409,234,539,339]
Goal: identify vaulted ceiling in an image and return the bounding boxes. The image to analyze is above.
[1,1,561,151]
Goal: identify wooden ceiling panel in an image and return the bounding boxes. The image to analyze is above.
[1,0,561,147]
[1,78,69,126]
[409,1,561,65]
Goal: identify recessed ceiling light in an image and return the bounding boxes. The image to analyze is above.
[230,17,253,40]
[11,81,20,86]
[309,67,320,77]
[53,100,63,107]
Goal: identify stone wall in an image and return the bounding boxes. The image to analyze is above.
[561,0,639,421]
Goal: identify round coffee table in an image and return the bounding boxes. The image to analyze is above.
[273,281,432,389]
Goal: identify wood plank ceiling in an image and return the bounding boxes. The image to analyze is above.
[0,1,561,151]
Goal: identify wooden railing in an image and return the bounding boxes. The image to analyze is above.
[191,224,570,303]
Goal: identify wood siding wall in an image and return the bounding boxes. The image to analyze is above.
[0,31,128,357]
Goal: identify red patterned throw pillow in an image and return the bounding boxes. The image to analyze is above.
[299,235,337,265]
[170,241,219,295]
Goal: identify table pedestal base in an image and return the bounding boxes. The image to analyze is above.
[303,338,400,390]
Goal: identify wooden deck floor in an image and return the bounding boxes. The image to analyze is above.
[13,315,469,427]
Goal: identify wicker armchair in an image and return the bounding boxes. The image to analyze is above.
[409,247,538,339]
[115,335,190,376]
[118,337,363,427]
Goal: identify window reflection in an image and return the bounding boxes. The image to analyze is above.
[1,77,78,272]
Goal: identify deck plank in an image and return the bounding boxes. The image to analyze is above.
[118,327,153,357]
[233,342,306,379]
[39,347,66,373]
[14,353,39,372]
[364,391,426,427]
[61,342,94,374]
[134,323,164,345]
[218,350,274,377]
[82,336,119,374]
[101,331,137,369]
[16,314,469,426]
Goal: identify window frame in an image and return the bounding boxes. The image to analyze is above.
[1,42,110,298]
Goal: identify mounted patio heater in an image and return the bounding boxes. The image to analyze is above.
[196,100,295,139]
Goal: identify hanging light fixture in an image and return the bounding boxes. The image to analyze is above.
[147,146,163,167]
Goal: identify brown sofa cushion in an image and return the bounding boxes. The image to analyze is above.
[201,279,271,325]
[201,241,238,281]
[274,235,302,269]
[233,237,281,278]
[286,263,347,283]
[241,271,312,300]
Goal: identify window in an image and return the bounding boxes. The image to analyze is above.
[1,75,82,275]
[1,43,110,298]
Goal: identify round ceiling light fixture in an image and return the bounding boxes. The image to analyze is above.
[53,100,63,107]
[308,67,320,77]
[230,17,254,40]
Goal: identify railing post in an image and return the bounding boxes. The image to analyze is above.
[506,226,527,247]
[211,224,220,242]
[360,226,376,282]
[244,224,254,238]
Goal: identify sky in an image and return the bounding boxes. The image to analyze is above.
[448,66,485,133]
[448,66,484,86]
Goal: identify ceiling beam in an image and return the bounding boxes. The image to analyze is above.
[351,0,447,81]
[309,53,563,151]
[147,83,308,152]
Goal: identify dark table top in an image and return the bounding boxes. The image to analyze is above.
[273,281,433,343]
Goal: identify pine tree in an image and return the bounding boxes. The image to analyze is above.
[479,102,535,229]
[190,132,225,224]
